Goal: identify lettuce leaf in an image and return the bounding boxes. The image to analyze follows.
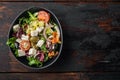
[6,37,16,50]
[41,44,47,53]
[28,11,37,21]
[6,37,19,57]
[27,56,43,67]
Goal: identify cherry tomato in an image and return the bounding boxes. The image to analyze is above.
[20,40,30,51]
[38,11,50,23]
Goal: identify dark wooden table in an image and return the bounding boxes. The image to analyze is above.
[0,0,120,80]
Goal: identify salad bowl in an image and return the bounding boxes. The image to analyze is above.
[7,7,63,69]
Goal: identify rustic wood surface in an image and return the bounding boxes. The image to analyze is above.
[0,72,120,80]
[0,1,120,80]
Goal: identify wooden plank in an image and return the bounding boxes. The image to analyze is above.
[0,73,80,80]
[0,0,119,3]
[0,72,120,80]
[0,0,80,2]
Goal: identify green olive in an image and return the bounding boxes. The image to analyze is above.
[31,42,35,47]
[31,42,38,49]
[30,36,39,43]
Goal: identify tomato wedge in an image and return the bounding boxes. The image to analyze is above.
[20,40,30,51]
[38,11,50,23]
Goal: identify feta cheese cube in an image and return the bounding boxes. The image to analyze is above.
[13,24,20,32]
[18,49,25,57]
[36,40,44,47]
[16,38,22,43]
[21,34,29,40]
[31,30,38,36]
[36,27,44,33]
[29,48,37,55]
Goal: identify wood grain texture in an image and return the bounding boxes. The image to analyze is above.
[0,0,80,2]
[0,72,120,80]
[0,0,110,2]
[0,2,120,73]
[0,1,120,80]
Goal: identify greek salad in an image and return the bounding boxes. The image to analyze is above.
[6,10,61,67]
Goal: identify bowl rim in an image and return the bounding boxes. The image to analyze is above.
[7,7,63,69]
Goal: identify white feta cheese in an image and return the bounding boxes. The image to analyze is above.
[16,38,22,43]
[36,27,44,33]
[13,24,20,32]
[28,48,37,55]
[21,34,29,40]
[36,40,44,47]
[31,30,38,36]
[18,49,26,57]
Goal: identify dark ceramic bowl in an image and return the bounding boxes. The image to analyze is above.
[8,7,63,69]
